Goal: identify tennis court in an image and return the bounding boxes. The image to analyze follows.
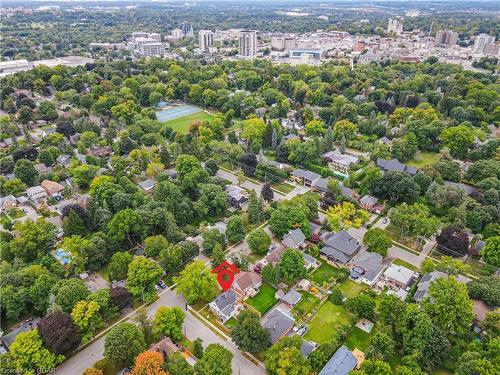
[155,104,203,123]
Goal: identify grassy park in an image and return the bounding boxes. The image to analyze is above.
[163,111,213,134]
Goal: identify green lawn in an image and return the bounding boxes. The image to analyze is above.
[162,111,214,134]
[0,214,11,227]
[293,291,321,320]
[345,326,375,352]
[271,181,295,194]
[393,258,420,272]
[8,208,26,220]
[407,151,439,169]
[340,279,369,299]
[304,301,351,344]
[310,259,343,285]
[246,284,277,314]
[225,317,237,330]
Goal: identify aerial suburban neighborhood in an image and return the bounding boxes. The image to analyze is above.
[0,1,498,375]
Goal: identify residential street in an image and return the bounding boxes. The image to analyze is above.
[56,288,265,375]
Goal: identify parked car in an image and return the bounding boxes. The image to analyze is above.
[158,280,167,289]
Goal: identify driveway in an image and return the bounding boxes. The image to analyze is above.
[56,288,265,375]
[216,169,285,202]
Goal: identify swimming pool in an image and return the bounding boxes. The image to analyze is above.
[155,105,203,123]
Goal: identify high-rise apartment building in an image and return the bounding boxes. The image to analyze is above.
[198,30,214,53]
[387,19,403,36]
[179,22,194,37]
[434,30,459,46]
[139,43,165,57]
[473,33,496,55]
[239,30,257,57]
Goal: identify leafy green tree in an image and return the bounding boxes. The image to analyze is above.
[366,331,394,362]
[71,300,103,342]
[144,235,169,258]
[9,330,64,374]
[52,278,90,312]
[481,236,500,267]
[426,276,474,334]
[14,159,38,186]
[29,274,58,314]
[264,336,311,375]
[174,260,219,304]
[246,228,271,254]
[247,190,264,224]
[202,228,226,255]
[108,209,145,247]
[109,252,134,281]
[0,285,28,321]
[363,228,392,256]
[279,249,307,283]
[305,119,326,136]
[69,164,99,188]
[126,256,163,303]
[194,343,233,375]
[269,200,310,238]
[346,293,376,320]
[195,183,227,217]
[226,215,244,244]
[104,323,146,366]
[467,276,500,307]
[9,219,56,262]
[388,203,439,239]
[261,258,281,282]
[165,351,194,375]
[333,119,358,141]
[62,208,87,237]
[352,359,392,375]
[440,125,474,159]
[330,286,344,305]
[88,288,117,322]
[231,310,269,354]
[153,306,185,342]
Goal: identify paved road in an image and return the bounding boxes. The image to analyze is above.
[56,288,265,375]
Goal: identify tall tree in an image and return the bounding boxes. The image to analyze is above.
[264,336,311,375]
[126,256,163,303]
[231,310,269,354]
[104,323,146,366]
[174,260,219,304]
[426,277,474,335]
[153,306,185,342]
[194,343,233,375]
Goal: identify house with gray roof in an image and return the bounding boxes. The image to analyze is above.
[413,271,448,302]
[138,179,156,193]
[303,253,319,270]
[209,290,239,323]
[262,309,295,344]
[351,251,386,286]
[280,289,302,307]
[282,228,306,249]
[320,230,363,265]
[340,185,360,200]
[376,136,393,150]
[300,340,316,357]
[318,345,357,375]
[359,195,380,213]
[376,158,418,175]
[290,169,321,188]
[322,151,359,173]
[315,177,329,193]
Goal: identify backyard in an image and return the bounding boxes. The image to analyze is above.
[407,151,439,169]
[339,279,369,299]
[345,326,375,352]
[309,259,343,285]
[245,284,277,314]
[292,291,321,320]
[304,301,351,344]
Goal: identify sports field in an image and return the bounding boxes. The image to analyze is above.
[156,105,213,134]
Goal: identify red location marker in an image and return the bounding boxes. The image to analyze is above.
[212,261,240,292]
